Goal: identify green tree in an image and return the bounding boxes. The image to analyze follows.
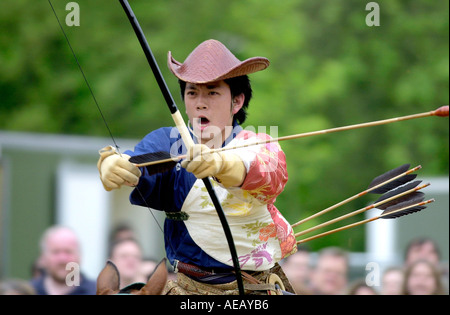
[1,0,448,251]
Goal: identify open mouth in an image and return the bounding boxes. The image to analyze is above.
[195,116,210,127]
[200,117,210,125]
[193,116,211,133]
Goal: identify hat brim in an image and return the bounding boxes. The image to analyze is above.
[168,51,270,84]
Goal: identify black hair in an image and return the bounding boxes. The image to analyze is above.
[178,75,253,125]
[404,237,441,261]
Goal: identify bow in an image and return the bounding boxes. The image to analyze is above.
[117,0,245,295]
[48,0,244,295]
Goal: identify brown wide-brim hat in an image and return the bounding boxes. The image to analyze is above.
[168,39,270,84]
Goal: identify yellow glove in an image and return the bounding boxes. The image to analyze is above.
[181,144,246,188]
[97,146,142,191]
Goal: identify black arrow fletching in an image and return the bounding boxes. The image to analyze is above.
[380,192,426,216]
[381,197,431,219]
[374,180,423,210]
[369,174,417,194]
[382,205,427,219]
[368,164,417,194]
[129,151,173,164]
[129,151,179,175]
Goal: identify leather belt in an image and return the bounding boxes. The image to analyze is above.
[173,260,291,294]
[174,260,226,277]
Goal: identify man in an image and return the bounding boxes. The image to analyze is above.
[281,246,312,294]
[30,225,96,295]
[404,237,441,268]
[380,266,404,295]
[108,238,144,288]
[309,247,349,295]
[97,39,296,294]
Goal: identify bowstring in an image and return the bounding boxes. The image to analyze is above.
[47,0,119,151]
[47,0,169,244]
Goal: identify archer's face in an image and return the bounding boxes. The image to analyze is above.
[184,80,243,148]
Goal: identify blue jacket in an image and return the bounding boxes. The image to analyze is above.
[124,124,295,274]
[30,273,96,295]
[125,127,231,270]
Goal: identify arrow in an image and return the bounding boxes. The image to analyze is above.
[294,181,429,238]
[129,106,449,173]
[291,164,421,228]
[297,199,434,244]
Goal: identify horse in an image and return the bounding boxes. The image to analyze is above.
[96,258,168,295]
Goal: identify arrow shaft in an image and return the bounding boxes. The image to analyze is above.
[134,106,448,168]
[217,106,447,151]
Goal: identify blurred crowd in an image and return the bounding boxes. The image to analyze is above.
[282,240,448,295]
[0,224,164,295]
[0,224,448,295]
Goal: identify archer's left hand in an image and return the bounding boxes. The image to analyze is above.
[181,144,246,188]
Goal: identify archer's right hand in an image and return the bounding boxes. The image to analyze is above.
[97,146,142,191]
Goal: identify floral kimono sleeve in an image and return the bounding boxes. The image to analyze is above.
[238,132,288,205]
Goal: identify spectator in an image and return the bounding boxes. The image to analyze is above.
[281,245,312,294]
[346,278,378,295]
[109,222,136,244]
[30,225,96,295]
[309,247,349,295]
[108,238,144,288]
[402,259,446,295]
[404,236,448,293]
[380,266,404,295]
[404,237,441,268]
